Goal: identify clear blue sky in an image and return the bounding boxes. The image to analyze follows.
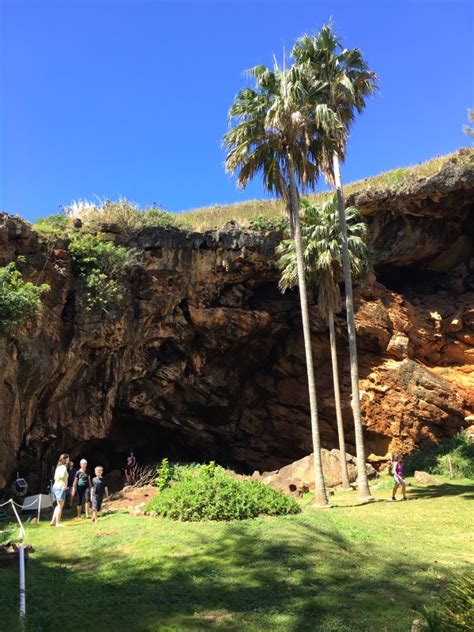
[1,0,473,222]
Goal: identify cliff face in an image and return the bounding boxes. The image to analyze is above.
[1,150,473,492]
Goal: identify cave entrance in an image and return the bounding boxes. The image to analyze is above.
[69,411,224,489]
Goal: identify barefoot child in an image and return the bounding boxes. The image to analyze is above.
[91,466,110,523]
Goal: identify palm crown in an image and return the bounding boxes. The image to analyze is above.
[223,62,329,208]
[292,25,378,179]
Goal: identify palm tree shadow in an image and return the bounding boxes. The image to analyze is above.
[0,515,450,632]
[409,482,474,501]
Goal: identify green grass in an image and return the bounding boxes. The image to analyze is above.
[0,477,472,631]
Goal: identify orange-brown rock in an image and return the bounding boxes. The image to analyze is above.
[0,150,473,492]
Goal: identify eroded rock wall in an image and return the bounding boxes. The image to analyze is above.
[0,151,473,491]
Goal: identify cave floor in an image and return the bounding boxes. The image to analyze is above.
[0,477,472,632]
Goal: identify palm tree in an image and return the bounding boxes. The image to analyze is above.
[223,62,331,506]
[277,195,371,489]
[292,26,378,502]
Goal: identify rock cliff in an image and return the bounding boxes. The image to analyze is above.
[1,149,473,492]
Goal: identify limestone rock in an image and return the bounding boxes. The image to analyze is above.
[254,450,377,495]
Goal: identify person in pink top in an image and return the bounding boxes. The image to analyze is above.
[390,454,407,501]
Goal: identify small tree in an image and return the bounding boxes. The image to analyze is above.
[68,235,135,314]
[277,195,371,488]
[0,261,50,335]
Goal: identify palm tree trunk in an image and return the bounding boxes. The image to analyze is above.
[333,151,372,502]
[328,308,351,489]
[287,153,329,507]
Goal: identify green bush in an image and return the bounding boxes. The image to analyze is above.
[32,213,73,237]
[68,235,135,312]
[405,431,474,479]
[422,571,473,631]
[146,461,301,521]
[154,458,175,491]
[139,207,177,228]
[249,214,288,231]
[0,261,50,334]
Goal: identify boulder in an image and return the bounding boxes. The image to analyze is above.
[414,471,439,486]
[253,450,377,495]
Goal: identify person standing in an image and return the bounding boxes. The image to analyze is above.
[390,454,407,501]
[72,459,92,517]
[50,453,70,527]
[90,466,110,523]
[66,460,77,508]
[125,451,137,485]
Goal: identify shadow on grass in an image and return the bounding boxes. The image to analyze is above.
[0,516,447,632]
[409,482,474,501]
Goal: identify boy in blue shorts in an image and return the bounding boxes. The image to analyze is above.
[91,466,110,523]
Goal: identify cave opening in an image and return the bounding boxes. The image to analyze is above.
[66,410,240,490]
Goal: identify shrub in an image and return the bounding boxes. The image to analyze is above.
[154,458,175,491]
[422,571,473,631]
[0,261,50,334]
[33,213,73,237]
[405,431,474,479]
[139,207,177,228]
[249,214,288,231]
[68,235,135,312]
[146,461,301,521]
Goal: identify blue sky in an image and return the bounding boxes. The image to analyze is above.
[1,0,473,222]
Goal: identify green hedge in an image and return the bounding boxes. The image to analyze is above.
[147,461,300,521]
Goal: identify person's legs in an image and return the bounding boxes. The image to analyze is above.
[56,499,65,525]
[401,480,407,500]
[50,503,59,525]
[391,482,399,500]
[85,489,91,517]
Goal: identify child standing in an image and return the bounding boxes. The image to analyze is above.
[390,454,407,501]
[72,459,92,518]
[91,466,110,523]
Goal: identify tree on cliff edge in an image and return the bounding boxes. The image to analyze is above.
[293,25,378,501]
[277,195,372,489]
[223,62,330,506]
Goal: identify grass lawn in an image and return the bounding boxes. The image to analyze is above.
[0,478,472,632]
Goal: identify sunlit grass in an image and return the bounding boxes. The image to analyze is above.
[0,477,472,631]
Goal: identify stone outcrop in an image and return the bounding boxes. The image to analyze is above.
[0,149,473,492]
[252,450,377,495]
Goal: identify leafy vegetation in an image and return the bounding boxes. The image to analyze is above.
[422,570,474,631]
[147,461,300,521]
[68,235,135,313]
[405,431,474,479]
[248,214,288,232]
[32,214,74,238]
[0,260,50,334]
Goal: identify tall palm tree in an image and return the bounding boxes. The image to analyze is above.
[292,26,378,502]
[223,62,331,506]
[277,195,372,489]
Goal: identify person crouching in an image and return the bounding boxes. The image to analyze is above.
[91,466,110,523]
